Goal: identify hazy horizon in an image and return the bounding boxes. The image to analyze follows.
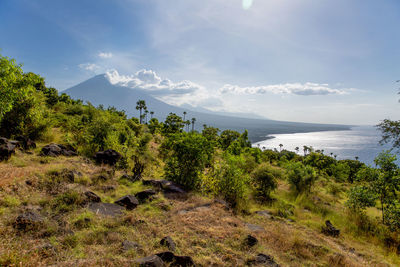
[1,0,399,125]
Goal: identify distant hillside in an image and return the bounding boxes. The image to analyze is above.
[64,74,351,142]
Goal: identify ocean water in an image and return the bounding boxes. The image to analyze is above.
[253,126,397,165]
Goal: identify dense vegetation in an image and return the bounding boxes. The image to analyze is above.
[1,53,400,266]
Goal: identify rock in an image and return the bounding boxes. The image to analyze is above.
[255,210,273,219]
[213,199,230,210]
[49,168,76,183]
[172,256,195,267]
[122,240,141,251]
[135,189,157,203]
[115,195,139,210]
[247,253,280,266]
[245,223,265,232]
[134,255,165,267]
[14,211,44,231]
[101,185,116,192]
[155,252,195,267]
[142,179,186,194]
[245,235,258,247]
[322,220,340,237]
[16,136,36,150]
[94,149,121,166]
[160,236,176,251]
[0,137,17,161]
[88,202,125,217]
[84,191,101,203]
[41,143,77,157]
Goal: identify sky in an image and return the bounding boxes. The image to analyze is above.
[0,0,399,125]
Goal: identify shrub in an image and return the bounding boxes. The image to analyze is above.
[251,163,279,201]
[162,132,213,190]
[287,162,317,194]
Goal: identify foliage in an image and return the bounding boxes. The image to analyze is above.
[162,132,214,190]
[377,119,400,151]
[286,162,318,194]
[161,113,185,135]
[219,129,240,150]
[251,163,279,201]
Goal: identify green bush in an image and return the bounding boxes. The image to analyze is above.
[162,132,213,190]
[287,162,317,194]
[251,163,279,201]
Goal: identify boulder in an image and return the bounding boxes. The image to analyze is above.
[134,255,165,267]
[245,223,265,232]
[135,189,157,203]
[247,253,280,267]
[255,210,273,219]
[16,136,36,150]
[88,202,125,217]
[0,137,17,161]
[155,252,195,267]
[94,149,121,166]
[14,211,44,231]
[115,195,139,210]
[245,235,258,247]
[142,179,186,194]
[322,220,340,237]
[84,191,101,203]
[41,143,77,157]
[160,236,176,251]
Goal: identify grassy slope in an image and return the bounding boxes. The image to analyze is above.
[0,142,398,266]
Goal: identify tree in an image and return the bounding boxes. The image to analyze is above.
[162,113,185,135]
[183,111,187,121]
[251,163,279,201]
[162,132,213,190]
[377,119,400,152]
[135,100,146,124]
[202,124,220,143]
[191,117,196,132]
[287,162,317,195]
[150,111,154,119]
[219,130,241,150]
[279,144,283,152]
[295,147,299,154]
[347,151,400,225]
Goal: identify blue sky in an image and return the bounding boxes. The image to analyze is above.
[0,0,399,124]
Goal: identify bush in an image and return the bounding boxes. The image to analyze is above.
[287,162,317,194]
[162,132,213,190]
[251,163,279,201]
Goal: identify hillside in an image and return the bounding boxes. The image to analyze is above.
[64,75,350,143]
[1,54,400,267]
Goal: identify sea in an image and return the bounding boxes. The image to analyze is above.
[253,126,398,166]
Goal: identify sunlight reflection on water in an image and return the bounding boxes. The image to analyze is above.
[253,126,395,165]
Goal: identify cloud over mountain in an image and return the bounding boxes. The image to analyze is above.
[219,83,348,96]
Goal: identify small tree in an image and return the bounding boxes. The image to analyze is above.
[135,100,146,124]
[287,162,317,194]
[251,163,279,201]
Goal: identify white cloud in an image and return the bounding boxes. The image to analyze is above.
[98,52,113,58]
[106,69,205,100]
[78,63,100,72]
[219,82,349,96]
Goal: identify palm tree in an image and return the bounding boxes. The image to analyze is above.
[135,100,146,124]
[303,145,308,156]
[330,152,333,157]
[150,111,154,119]
[191,118,196,132]
[295,147,299,154]
[186,120,190,132]
[183,111,187,121]
[279,144,283,152]
[144,109,149,124]
[334,155,337,160]
[355,156,359,161]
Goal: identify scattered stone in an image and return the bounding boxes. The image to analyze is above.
[122,240,141,251]
[155,252,195,266]
[245,223,265,232]
[88,202,124,217]
[0,137,17,161]
[245,235,258,247]
[25,180,33,186]
[255,210,273,219]
[41,143,77,157]
[134,255,165,267]
[142,179,186,194]
[94,149,121,166]
[247,253,280,266]
[14,211,44,231]
[84,191,101,203]
[135,189,157,203]
[115,195,139,210]
[160,236,176,251]
[213,199,230,210]
[322,220,340,237]
[16,136,36,150]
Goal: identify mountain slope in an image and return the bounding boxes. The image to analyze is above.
[64,75,351,142]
